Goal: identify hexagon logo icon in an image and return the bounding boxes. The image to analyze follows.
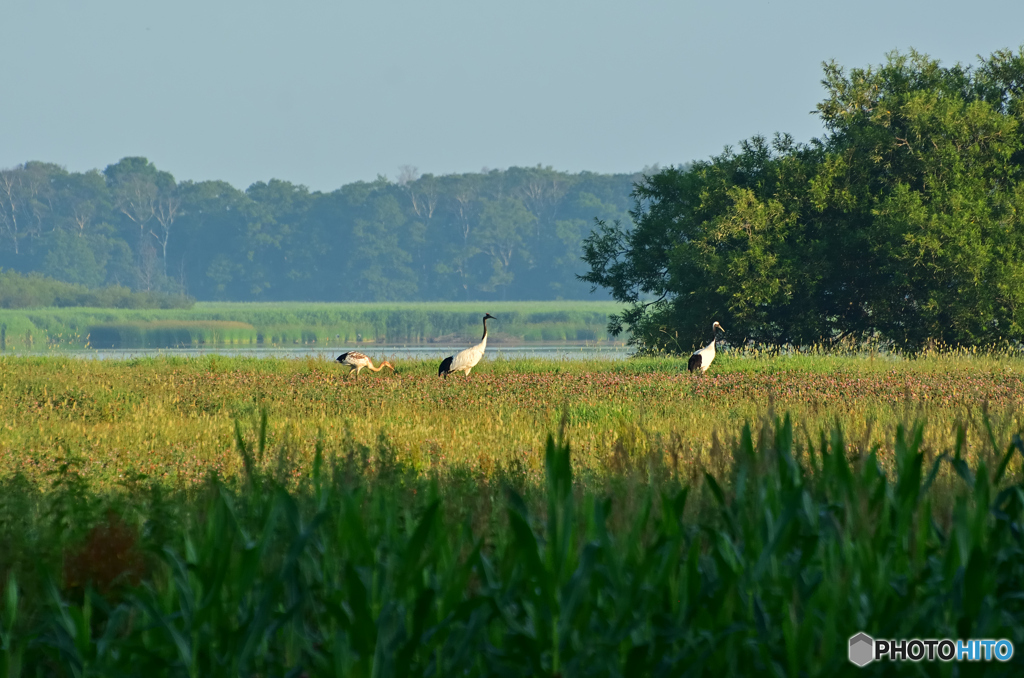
[849,632,874,667]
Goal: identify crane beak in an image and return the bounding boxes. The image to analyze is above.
[485,313,496,320]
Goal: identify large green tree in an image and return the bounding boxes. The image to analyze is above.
[581,47,1024,351]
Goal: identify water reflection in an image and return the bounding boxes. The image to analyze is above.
[27,344,632,361]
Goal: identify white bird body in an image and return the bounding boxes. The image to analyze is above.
[688,322,725,373]
[336,351,394,380]
[449,334,487,374]
[439,314,495,378]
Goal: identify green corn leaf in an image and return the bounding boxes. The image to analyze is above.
[992,435,1023,485]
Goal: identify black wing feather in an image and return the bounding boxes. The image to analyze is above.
[438,356,454,378]
[687,353,702,373]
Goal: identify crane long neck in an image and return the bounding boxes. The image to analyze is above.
[481,317,489,342]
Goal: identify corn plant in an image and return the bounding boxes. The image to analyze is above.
[1,415,1022,676]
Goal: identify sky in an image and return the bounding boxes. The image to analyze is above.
[3,0,1023,192]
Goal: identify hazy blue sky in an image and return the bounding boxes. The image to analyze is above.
[3,0,1023,191]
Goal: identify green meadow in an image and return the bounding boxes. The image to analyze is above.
[1,350,1023,675]
[0,301,625,350]
[2,349,1022,489]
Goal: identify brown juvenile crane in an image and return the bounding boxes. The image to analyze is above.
[336,351,395,380]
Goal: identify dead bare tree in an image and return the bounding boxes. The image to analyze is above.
[396,165,420,186]
[113,175,157,239]
[151,191,182,276]
[0,169,21,255]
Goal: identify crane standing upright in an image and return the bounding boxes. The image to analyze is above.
[688,322,725,373]
[438,314,496,378]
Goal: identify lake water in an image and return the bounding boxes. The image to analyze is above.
[20,344,633,361]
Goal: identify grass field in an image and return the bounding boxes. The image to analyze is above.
[2,350,1024,675]
[2,349,1021,491]
[0,301,625,350]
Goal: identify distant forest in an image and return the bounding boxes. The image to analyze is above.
[0,160,640,302]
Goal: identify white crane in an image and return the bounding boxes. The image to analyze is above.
[687,322,725,373]
[336,351,395,380]
[438,314,495,379]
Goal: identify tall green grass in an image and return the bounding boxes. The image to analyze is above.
[1,415,1021,676]
[0,301,624,350]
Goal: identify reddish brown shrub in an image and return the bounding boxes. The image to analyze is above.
[63,511,146,594]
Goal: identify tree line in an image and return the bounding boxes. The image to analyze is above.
[0,160,638,302]
[582,47,1024,350]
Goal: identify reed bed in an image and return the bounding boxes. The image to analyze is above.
[0,301,624,350]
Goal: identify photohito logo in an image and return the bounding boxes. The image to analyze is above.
[849,632,1014,666]
[849,633,874,667]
